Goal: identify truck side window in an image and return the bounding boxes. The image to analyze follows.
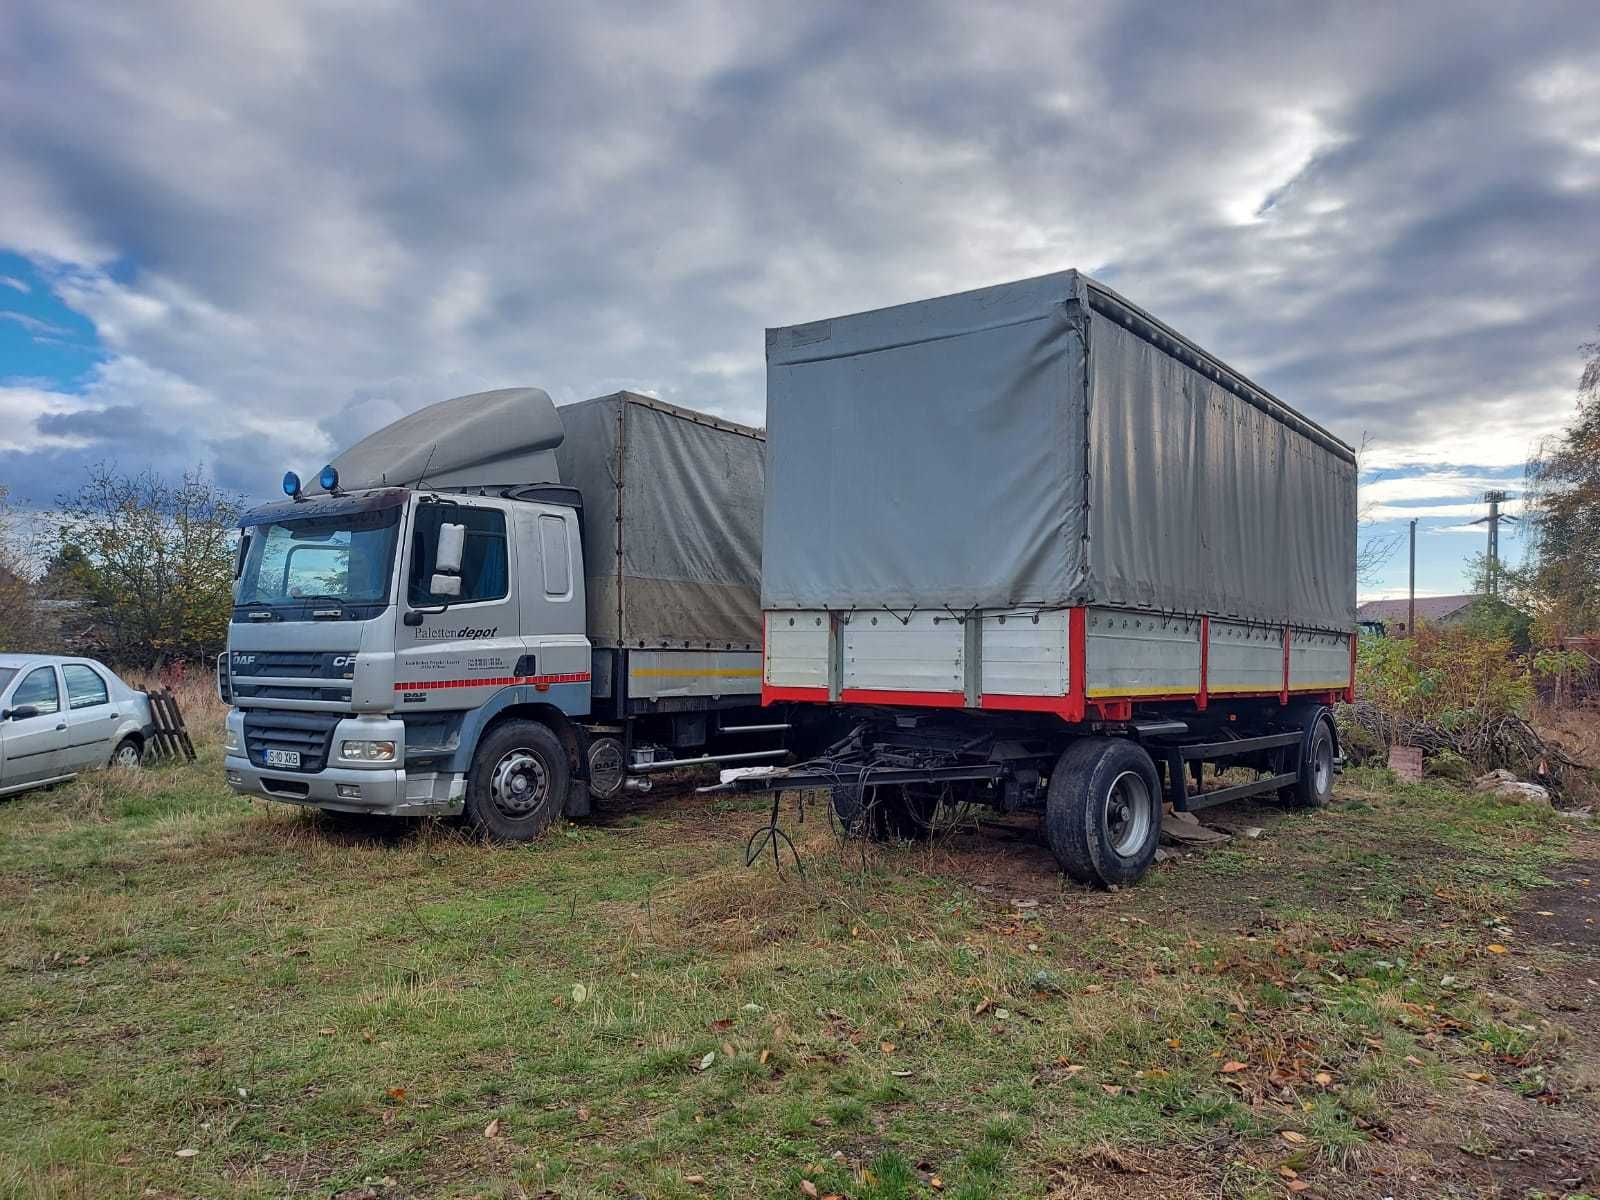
[539,514,571,597]
[408,504,509,605]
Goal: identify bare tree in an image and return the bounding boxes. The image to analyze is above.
[54,464,242,668]
[0,485,52,652]
[1354,432,1404,586]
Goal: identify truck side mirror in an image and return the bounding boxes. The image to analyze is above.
[435,523,466,575]
[429,574,462,597]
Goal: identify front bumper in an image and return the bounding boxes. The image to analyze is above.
[224,754,466,816]
[223,709,464,817]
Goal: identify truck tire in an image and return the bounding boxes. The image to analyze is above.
[1044,738,1161,887]
[463,719,570,842]
[1279,713,1336,810]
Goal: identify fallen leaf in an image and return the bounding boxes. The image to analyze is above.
[930,1177,944,1191]
[387,1087,407,1103]
[1278,1166,1299,1180]
[1101,1084,1122,1096]
[483,1118,501,1138]
[1536,911,1555,917]
[1486,944,1508,955]
[698,1051,716,1071]
[175,1148,199,1159]
[576,1106,590,1121]
[800,1181,820,1198]
[1287,1180,1310,1193]
[1464,1071,1491,1082]
[1166,1038,1182,1049]
[974,999,991,1015]
[571,982,588,1004]
[683,1174,706,1186]
[710,1018,734,1031]
[1279,1130,1307,1145]
[722,1042,736,1058]
[1313,1071,1334,1086]
[759,1049,772,1065]
[994,1008,1011,1020]
[880,1041,896,1054]
[1220,1061,1249,1074]
[1403,1055,1423,1067]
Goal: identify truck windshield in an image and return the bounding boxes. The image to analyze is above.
[236,507,401,608]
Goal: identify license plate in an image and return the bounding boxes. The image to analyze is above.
[265,749,301,768]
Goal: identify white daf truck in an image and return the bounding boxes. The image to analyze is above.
[221,387,794,840]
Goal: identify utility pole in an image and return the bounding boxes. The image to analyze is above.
[1470,490,1516,597]
[1408,518,1416,634]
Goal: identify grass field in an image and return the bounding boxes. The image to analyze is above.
[1,720,1597,1199]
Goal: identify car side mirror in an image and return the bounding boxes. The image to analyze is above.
[435,523,466,575]
[3,704,39,722]
[429,573,462,598]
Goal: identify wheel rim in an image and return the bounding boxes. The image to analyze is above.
[114,743,140,768]
[1104,769,1153,857]
[1313,734,1333,795]
[489,748,549,819]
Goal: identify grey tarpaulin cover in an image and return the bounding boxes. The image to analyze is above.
[762,270,1357,632]
[556,392,765,650]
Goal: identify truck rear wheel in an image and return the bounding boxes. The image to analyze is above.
[463,719,569,842]
[1279,713,1336,810]
[1045,738,1161,887]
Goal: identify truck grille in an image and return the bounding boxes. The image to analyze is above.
[230,650,353,680]
[243,711,341,773]
[231,682,353,703]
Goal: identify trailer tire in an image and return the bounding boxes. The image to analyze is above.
[1279,713,1336,810]
[463,719,569,843]
[830,784,938,841]
[1045,738,1161,887]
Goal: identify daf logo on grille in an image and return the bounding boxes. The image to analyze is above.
[233,654,256,664]
[332,656,356,668]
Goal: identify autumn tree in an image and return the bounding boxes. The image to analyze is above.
[1518,331,1600,640]
[55,464,242,668]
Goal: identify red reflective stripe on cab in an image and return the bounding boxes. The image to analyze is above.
[393,672,590,691]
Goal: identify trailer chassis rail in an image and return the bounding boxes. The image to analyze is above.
[1148,730,1302,813]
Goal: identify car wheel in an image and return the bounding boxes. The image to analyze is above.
[111,737,144,769]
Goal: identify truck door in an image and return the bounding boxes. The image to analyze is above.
[393,500,525,713]
[513,505,590,708]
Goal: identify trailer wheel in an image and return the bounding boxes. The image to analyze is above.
[1044,738,1161,887]
[463,719,569,842]
[830,784,939,841]
[1279,713,1336,810]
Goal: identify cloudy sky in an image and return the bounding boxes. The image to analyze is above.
[3,1,1598,598]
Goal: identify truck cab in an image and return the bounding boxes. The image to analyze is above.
[222,386,785,839]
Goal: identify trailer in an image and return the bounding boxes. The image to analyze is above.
[748,270,1357,885]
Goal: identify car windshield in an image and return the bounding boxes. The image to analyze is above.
[236,507,401,607]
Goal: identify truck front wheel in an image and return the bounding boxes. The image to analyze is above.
[1045,738,1161,887]
[463,719,570,842]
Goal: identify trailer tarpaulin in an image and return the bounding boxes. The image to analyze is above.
[557,393,765,650]
[762,270,1356,632]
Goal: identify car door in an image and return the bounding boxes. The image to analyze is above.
[62,663,119,769]
[1,666,70,787]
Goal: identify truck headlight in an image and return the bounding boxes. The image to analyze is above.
[340,740,396,762]
[224,727,241,753]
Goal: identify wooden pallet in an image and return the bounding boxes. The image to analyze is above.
[146,688,197,763]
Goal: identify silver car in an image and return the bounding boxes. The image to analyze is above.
[0,654,155,797]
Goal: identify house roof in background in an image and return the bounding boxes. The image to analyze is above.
[1355,594,1478,624]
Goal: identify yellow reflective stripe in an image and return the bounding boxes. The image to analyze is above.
[1085,685,1196,697]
